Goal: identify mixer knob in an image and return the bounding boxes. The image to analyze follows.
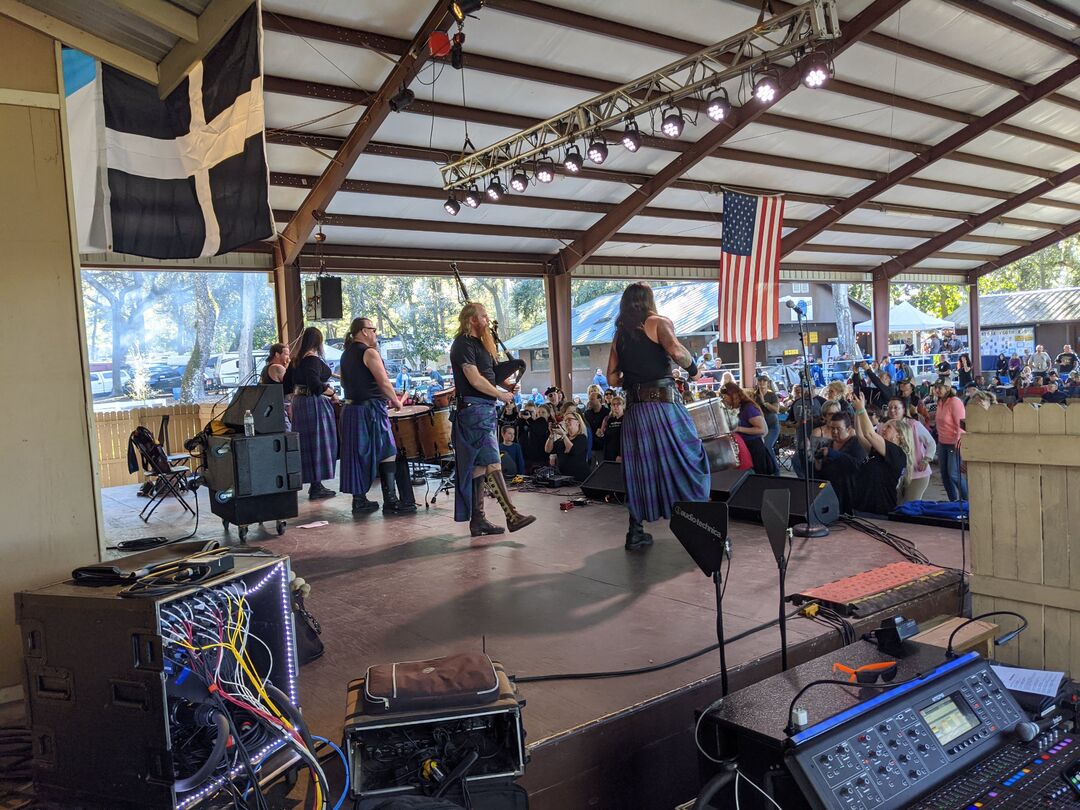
[907,729,918,738]
[836,745,846,754]
[888,739,898,748]
[898,754,909,763]
[878,765,888,774]
[859,735,869,743]
[856,777,867,786]
[878,724,887,733]
[917,743,928,752]
[909,770,919,779]
[839,786,850,796]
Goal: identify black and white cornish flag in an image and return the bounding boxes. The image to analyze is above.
[63,4,273,259]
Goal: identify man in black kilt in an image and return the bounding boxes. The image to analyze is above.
[339,317,416,515]
[450,303,535,537]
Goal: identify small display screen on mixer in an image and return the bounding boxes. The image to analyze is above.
[920,692,980,746]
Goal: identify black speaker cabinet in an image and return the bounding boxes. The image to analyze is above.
[221,384,286,434]
[305,276,343,321]
[727,475,839,526]
[204,433,302,496]
[580,461,626,502]
[709,468,751,502]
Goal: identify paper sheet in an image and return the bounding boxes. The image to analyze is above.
[990,665,1063,697]
[297,521,329,529]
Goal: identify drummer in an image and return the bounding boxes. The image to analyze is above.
[339,317,416,516]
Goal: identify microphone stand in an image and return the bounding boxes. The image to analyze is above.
[792,304,829,539]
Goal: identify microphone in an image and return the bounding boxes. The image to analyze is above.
[785,299,798,310]
[1014,721,1040,742]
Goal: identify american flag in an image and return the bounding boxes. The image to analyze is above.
[718,190,785,342]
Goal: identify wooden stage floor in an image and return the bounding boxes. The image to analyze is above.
[99,478,967,809]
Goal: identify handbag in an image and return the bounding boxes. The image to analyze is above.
[292,591,324,665]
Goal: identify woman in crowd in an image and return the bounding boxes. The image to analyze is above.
[598,395,625,462]
[520,404,550,471]
[851,392,916,515]
[752,374,781,472]
[288,326,338,500]
[968,390,997,410]
[957,353,974,390]
[544,410,591,482]
[721,382,776,475]
[995,353,1009,384]
[933,382,967,501]
[582,385,609,467]
[880,396,935,503]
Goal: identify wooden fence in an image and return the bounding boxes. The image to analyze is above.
[964,402,1080,675]
[94,403,218,488]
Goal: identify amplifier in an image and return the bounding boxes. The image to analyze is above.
[204,433,301,496]
[344,667,526,798]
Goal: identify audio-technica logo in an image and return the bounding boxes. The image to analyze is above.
[673,506,724,541]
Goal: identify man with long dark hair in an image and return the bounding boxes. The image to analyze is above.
[607,283,710,550]
[450,302,535,536]
[287,326,338,499]
[339,317,416,515]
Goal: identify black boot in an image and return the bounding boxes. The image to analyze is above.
[309,481,335,500]
[485,470,535,533]
[625,515,653,551]
[392,458,418,514]
[352,494,378,514]
[378,461,402,514]
[470,476,504,537]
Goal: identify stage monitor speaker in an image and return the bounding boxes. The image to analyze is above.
[580,461,626,502]
[305,276,343,321]
[205,433,302,496]
[727,475,839,527]
[709,468,751,502]
[222,384,286,434]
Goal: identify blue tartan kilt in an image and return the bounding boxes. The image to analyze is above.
[453,397,501,522]
[339,400,396,494]
[290,395,337,483]
[622,400,710,523]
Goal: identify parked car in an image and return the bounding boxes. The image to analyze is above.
[147,364,185,393]
[88,369,131,397]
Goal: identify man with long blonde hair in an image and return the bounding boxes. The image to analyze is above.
[450,302,535,536]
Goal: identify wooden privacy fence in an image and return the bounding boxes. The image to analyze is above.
[964,402,1080,675]
[94,403,219,488]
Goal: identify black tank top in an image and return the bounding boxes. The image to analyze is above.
[259,364,283,386]
[615,325,672,388]
[341,342,383,402]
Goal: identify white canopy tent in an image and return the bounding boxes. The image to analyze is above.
[854,301,955,333]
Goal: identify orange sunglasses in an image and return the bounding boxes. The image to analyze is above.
[832,661,898,685]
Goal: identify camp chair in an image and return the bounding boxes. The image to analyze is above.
[127,426,194,522]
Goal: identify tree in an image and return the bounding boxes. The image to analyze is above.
[238,272,257,383]
[181,274,219,401]
[832,283,857,356]
[979,235,1079,294]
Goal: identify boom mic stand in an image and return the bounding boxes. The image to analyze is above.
[791,302,829,539]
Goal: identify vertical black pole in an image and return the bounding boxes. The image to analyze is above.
[714,569,729,696]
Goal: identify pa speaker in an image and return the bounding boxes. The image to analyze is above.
[204,433,302,496]
[305,276,343,321]
[727,475,839,527]
[580,461,626,502]
[222,385,286,434]
[709,468,750,502]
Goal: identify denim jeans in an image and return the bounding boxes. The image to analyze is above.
[937,442,968,501]
[764,421,780,472]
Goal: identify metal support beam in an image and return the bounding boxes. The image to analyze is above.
[1011,0,1080,28]
[965,217,1080,282]
[781,60,1080,258]
[968,284,981,372]
[740,342,757,388]
[274,2,450,269]
[554,0,912,275]
[872,276,891,361]
[105,0,199,42]
[544,272,573,392]
[942,0,1080,56]
[874,162,1080,279]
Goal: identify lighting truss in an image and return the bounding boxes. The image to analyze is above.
[439,0,840,190]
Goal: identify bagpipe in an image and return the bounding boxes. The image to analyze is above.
[451,262,526,387]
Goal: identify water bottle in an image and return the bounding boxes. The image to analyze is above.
[243,409,255,437]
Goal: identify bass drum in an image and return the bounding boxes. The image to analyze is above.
[389,405,432,460]
[432,386,455,409]
[417,407,453,459]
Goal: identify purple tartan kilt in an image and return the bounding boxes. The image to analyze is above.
[622,399,710,523]
[290,395,337,483]
[339,400,396,494]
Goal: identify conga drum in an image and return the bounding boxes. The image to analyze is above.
[418,407,453,459]
[432,387,455,408]
[389,405,431,459]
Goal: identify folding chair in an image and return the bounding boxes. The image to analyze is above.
[127,426,195,522]
[157,414,191,469]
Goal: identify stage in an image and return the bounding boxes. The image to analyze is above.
[96,479,966,809]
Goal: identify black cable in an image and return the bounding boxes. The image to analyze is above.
[174,710,230,793]
[945,611,1028,659]
[959,513,968,615]
[785,675,927,736]
[693,764,737,810]
[514,606,804,684]
[108,474,202,552]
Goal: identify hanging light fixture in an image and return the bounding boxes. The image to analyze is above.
[705,89,732,122]
[486,175,504,201]
[660,108,685,139]
[449,0,483,23]
[444,195,461,215]
[586,137,608,164]
[621,120,642,152]
[389,85,415,113]
[535,157,555,184]
[463,185,483,208]
[803,55,832,89]
[510,167,529,192]
[563,146,584,174]
[754,72,779,104]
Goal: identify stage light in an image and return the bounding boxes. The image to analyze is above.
[754,74,778,104]
[563,146,583,174]
[705,90,731,122]
[486,175,504,201]
[450,0,483,23]
[444,195,461,216]
[389,85,415,113]
[464,185,483,208]
[621,121,642,152]
[535,159,555,184]
[587,138,608,164]
[661,109,684,139]
[510,168,529,192]
[803,57,832,89]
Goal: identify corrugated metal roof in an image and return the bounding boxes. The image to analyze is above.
[948,286,1080,328]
